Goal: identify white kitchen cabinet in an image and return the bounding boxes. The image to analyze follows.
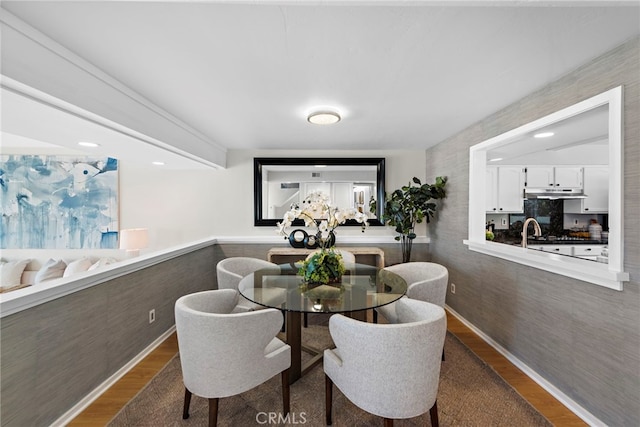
[564,166,609,213]
[525,166,554,188]
[528,244,606,260]
[554,167,583,188]
[573,245,606,260]
[486,166,524,213]
[528,245,573,256]
[525,166,582,188]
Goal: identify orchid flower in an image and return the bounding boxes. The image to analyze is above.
[276,191,369,248]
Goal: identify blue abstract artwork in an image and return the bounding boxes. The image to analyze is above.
[0,155,119,249]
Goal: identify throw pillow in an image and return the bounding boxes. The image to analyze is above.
[88,257,117,271]
[63,258,93,277]
[35,259,67,284]
[1,259,32,290]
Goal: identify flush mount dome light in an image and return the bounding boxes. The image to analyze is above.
[307,110,341,125]
[534,132,555,138]
[78,141,100,147]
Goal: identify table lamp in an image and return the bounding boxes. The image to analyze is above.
[119,228,149,257]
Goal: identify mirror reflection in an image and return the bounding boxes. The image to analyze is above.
[254,158,385,227]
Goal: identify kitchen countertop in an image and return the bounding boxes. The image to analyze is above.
[495,238,608,246]
[526,238,607,245]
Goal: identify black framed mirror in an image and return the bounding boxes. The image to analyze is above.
[254,157,385,227]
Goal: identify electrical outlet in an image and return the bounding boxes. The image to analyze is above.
[501,218,507,226]
[149,309,156,324]
[451,283,456,294]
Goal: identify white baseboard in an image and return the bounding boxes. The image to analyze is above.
[445,306,605,427]
[50,326,177,427]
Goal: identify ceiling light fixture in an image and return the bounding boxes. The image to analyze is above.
[307,111,341,125]
[78,141,100,147]
[152,161,165,166]
[489,157,503,162]
[534,132,554,138]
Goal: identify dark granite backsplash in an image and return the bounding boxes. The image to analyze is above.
[489,199,608,244]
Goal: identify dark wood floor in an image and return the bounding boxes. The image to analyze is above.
[69,310,586,426]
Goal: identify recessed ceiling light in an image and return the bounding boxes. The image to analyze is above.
[78,141,100,147]
[152,161,165,166]
[307,111,341,125]
[489,157,503,162]
[534,132,554,138]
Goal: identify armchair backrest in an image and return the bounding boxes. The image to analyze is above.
[383,262,448,307]
[216,257,279,290]
[175,289,287,397]
[326,298,446,419]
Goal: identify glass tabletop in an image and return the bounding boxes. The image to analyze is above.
[238,263,407,314]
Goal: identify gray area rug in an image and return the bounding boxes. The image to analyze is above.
[109,315,551,426]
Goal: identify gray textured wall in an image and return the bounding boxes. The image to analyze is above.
[0,241,418,426]
[0,246,217,427]
[426,37,639,426]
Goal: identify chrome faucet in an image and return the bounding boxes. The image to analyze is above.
[522,218,542,248]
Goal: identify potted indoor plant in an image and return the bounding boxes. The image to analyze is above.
[372,176,447,263]
[277,191,368,285]
[297,248,346,287]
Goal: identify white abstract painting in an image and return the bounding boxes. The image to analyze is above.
[0,155,119,249]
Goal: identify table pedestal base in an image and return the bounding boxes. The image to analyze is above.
[283,310,368,384]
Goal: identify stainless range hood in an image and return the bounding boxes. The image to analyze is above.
[524,188,587,199]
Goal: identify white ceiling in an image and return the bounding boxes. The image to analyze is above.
[1,1,639,166]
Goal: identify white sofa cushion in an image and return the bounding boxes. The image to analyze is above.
[35,259,67,284]
[1,259,31,290]
[88,257,117,271]
[64,258,93,277]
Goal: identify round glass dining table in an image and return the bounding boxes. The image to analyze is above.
[238,262,407,384]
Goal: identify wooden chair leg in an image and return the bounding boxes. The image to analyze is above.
[383,418,394,427]
[303,312,308,328]
[429,400,439,427]
[325,374,333,425]
[373,309,378,323]
[208,397,219,427]
[282,370,290,415]
[182,388,192,419]
[442,347,445,361]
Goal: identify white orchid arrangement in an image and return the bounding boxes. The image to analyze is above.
[277,191,369,249]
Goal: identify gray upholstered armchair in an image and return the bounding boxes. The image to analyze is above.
[324,298,446,427]
[216,257,284,311]
[375,262,448,324]
[175,289,291,427]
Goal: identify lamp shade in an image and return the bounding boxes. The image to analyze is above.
[119,228,149,251]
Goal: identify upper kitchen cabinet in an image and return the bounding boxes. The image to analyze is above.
[565,166,609,213]
[486,166,524,213]
[525,166,583,188]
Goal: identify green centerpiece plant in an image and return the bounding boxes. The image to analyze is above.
[372,176,447,263]
[297,248,346,287]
